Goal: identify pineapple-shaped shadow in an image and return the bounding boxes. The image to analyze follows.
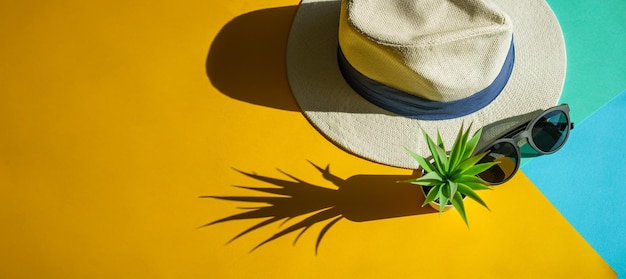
[202,161,436,253]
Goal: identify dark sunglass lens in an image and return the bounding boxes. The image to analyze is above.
[476,142,518,184]
[532,110,569,152]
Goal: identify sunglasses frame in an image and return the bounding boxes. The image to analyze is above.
[476,104,572,185]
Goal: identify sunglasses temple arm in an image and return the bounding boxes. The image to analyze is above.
[558,122,574,131]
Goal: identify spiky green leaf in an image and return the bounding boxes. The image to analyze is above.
[436,130,445,150]
[399,178,437,186]
[422,185,441,207]
[441,182,450,197]
[455,151,490,174]
[460,161,500,176]
[423,130,447,173]
[459,123,471,154]
[462,126,482,159]
[455,174,491,185]
[404,147,435,173]
[462,181,492,191]
[433,142,449,174]
[449,181,458,201]
[438,185,449,215]
[422,130,439,165]
[401,172,444,186]
[451,191,469,227]
[457,183,490,210]
[458,123,473,160]
[448,131,463,172]
[421,171,443,181]
[448,123,466,171]
[438,201,448,216]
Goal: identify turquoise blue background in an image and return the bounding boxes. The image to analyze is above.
[523,0,626,277]
[524,92,626,277]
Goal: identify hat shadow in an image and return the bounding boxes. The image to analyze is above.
[201,161,436,254]
[206,6,300,111]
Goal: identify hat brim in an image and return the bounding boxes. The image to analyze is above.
[286,0,566,169]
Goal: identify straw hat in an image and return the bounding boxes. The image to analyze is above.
[286,0,565,169]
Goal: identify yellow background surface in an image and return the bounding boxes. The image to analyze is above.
[0,0,615,278]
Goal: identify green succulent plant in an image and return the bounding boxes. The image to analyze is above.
[402,123,499,227]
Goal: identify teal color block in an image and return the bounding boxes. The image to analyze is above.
[517,1,626,167]
[546,0,626,123]
[522,91,626,277]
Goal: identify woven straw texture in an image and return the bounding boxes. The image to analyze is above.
[287,0,565,169]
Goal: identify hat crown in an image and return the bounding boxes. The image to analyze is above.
[339,0,513,102]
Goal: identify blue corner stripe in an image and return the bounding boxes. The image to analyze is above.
[522,90,626,277]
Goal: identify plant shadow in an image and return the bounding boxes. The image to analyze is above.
[206,6,300,111]
[201,161,436,254]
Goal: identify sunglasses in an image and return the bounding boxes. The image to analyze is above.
[475,104,573,185]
